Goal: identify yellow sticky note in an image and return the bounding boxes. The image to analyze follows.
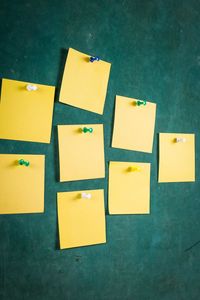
[57,189,106,249]
[0,154,45,214]
[112,96,156,153]
[159,133,195,182]
[58,124,105,182]
[0,78,55,143]
[109,161,150,214]
[59,48,111,114]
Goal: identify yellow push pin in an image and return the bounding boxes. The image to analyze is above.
[128,166,141,172]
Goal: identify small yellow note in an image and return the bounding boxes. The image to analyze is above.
[59,48,111,114]
[158,133,195,182]
[112,96,156,153]
[58,124,105,182]
[57,189,106,249]
[109,161,151,214]
[0,78,55,143]
[0,154,45,214]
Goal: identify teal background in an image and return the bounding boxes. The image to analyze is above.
[0,0,200,299]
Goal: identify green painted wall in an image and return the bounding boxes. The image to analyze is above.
[0,0,200,299]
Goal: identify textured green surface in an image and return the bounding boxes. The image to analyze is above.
[0,1,200,299]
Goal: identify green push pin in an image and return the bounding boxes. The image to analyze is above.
[18,159,30,167]
[82,127,93,133]
[136,100,147,106]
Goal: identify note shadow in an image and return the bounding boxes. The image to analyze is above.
[55,203,60,250]
[83,57,90,62]
[157,133,159,181]
[53,126,60,182]
[54,48,69,102]
[0,78,2,103]
[109,96,117,147]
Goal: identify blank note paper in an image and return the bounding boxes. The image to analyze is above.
[0,154,45,214]
[109,161,151,214]
[59,48,111,114]
[58,124,105,182]
[0,78,55,143]
[158,133,195,183]
[57,189,106,249]
[112,96,156,153]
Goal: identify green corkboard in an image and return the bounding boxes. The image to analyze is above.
[0,0,200,299]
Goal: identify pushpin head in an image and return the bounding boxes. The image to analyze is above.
[82,127,93,133]
[128,166,141,172]
[175,137,186,143]
[135,100,147,106]
[81,192,92,199]
[89,56,100,63]
[18,159,30,167]
[26,84,38,91]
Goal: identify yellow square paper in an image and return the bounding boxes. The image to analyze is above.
[112,96,156,153]
[0,78,55,143]
[0,154,45,214]
[109,161,150,214]
[57,189,106,249]
[59,48,111,114]
[159,133,195,182]
[58,124,105,182]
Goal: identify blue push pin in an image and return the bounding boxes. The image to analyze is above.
[89,56,100,63]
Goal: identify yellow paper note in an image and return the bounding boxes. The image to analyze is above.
[57,189,106,249]
[112,96,156,153]
[0,78,55,143]
[59,48,111,114]
[58,124,105,182]
[158,133,195,182]
[0,154,45,214]
[109,161,150,214]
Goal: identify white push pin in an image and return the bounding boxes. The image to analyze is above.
[26,84,38,91]
[175,137,186,143]
[81,192,92,199]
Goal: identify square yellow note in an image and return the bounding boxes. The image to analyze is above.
[0,154,45,214]
[58,124,105,182]
[0,78,55,143]
[57,189,106,249]
[112,96,156,153]
[109,161,151,214]
[59,48,111,114]
[159,133,195,182]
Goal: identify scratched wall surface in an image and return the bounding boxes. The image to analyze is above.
[0,0,200,299]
